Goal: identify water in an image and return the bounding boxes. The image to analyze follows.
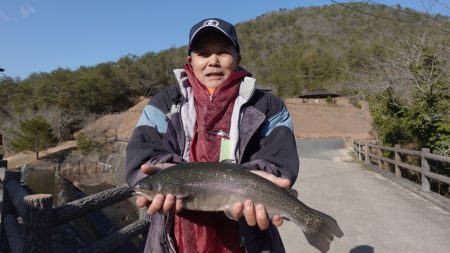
[22,166,139,219]
[22,168,60,201]
[21,167,115,206]
[21,167,140,252]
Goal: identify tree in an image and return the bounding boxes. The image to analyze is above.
[11,116,57,159]
[403,46,449,148]
[369,89,413,145]
[364,33,450,154]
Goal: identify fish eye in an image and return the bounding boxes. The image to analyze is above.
[136,182,152,190]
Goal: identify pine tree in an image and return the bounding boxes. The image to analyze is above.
[11,116,57,159]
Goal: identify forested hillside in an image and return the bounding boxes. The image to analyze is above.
[237,3,449,94]
[1,2,449,155]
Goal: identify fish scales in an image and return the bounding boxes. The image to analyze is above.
[134,162,343,253]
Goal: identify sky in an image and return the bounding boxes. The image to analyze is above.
[1,0,449,79]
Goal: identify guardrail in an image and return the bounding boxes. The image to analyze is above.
[353,140,450,193]
[0,159,149,253]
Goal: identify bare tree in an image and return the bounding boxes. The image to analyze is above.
[108,112,123,141]
[343,0,450,153]
[40,105,81,142]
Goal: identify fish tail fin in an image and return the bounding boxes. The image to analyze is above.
[301,210,344,253]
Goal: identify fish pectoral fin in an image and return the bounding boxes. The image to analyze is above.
[285,188,298,198]
[281,216,291,222]
[224,208,238,221]
[176,193,192,200]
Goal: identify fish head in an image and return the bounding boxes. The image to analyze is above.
[133,177,161,201]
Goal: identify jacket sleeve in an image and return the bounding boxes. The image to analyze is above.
[125,87,184,186]
[242,94,299,186]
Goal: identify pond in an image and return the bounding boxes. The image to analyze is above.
[21,166,139,221]
[22,167,59,201]
[21,167,141,252]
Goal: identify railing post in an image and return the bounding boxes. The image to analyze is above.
[394,144,401,177]
[0,166,20,253]
[139,207,151,250]
[421,148,431,192]
[358,142,362,160]
[0,159,6,169]
[3,214,24,253]
[377,146,383,169]
[23,194,53,253]
[365,141,370,164]
[0,163,8,252]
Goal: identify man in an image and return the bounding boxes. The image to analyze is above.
[126,18,299,253]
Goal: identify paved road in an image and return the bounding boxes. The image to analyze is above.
[278,138,450,253]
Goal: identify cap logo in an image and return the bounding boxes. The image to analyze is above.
[203,19,219,27]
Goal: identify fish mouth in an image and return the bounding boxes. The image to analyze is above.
[134,189,155,201]
[134,190,144,196]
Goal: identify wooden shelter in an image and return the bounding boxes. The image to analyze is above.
[298,89,339,102]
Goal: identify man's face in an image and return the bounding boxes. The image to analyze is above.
[188,32,240,89]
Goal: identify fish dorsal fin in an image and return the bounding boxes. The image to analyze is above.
[220,159,235,164]
[285,188,298,198]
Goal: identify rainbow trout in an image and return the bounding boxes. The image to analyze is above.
[133,162,343,252]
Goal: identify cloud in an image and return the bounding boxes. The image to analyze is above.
[0,10,10,22]
[20,4,36,18]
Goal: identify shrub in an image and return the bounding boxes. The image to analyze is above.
[325,96,336,104]
[75,132,99,155]
[349,97,362,109]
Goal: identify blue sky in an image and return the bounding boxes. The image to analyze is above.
[1,0,449,79]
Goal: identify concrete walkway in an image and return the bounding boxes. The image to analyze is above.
[278,139,450,253]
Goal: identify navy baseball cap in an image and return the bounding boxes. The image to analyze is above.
[188,18,240,55]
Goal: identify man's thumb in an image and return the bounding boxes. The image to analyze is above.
[140,163,160,175]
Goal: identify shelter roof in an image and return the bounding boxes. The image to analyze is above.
[298,89,339,99]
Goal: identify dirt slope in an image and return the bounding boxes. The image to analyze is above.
[82,98,148,139]
[285,97,373,139]
[6,140,77,168]
[85,96,373,140]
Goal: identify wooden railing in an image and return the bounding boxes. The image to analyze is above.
[0,159,149,253]
[353,140,450,193]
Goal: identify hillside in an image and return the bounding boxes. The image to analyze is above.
[5,96,372,168]
[2,2,448,120]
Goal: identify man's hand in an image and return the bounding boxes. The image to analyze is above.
[230,170,291,230]
[135,163,183,215]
